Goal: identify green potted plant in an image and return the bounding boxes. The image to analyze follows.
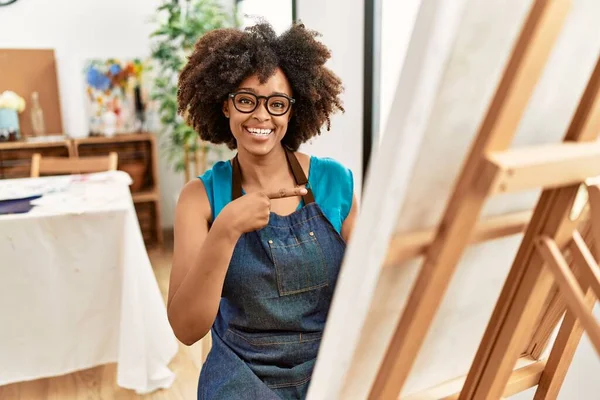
[150,0,238,178]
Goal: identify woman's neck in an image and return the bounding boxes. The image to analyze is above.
[236,145,291,190]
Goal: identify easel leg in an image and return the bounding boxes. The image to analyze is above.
[526,218,593,358]
[534,230,597,399]
[526,288,565,358]
[536,236,600,355]
[587,182,600,254]
[571,231,600,299]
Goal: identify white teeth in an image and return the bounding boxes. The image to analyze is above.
[247,128,272,136]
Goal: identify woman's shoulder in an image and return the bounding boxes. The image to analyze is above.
[198,159,232,182]
[198,159,233,222]
[304,153,354,198]
[301,152,354,229]
[304,153,353,183]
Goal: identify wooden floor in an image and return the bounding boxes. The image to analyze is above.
[0,244,203,400]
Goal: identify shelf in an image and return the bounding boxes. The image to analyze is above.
[74,132,155,144]
[0,133,154,150]
[0,139,70,150]
[132,190,159,203]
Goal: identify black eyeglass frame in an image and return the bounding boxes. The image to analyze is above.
[228,92,296,116]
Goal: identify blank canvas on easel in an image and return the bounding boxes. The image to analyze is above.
[308,0,600,399]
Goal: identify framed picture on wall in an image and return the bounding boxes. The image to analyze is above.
[83,58,149,137]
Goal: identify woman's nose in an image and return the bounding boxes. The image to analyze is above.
[252,100,271,121]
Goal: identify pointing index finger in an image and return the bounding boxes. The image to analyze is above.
[266,187,308,199]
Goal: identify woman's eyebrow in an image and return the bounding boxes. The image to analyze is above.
[237,87,290,97]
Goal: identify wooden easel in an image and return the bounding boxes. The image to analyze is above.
[366,0,600,398]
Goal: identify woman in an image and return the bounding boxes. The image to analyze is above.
[168,21,358,399]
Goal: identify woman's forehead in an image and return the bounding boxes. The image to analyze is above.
[237,68,292,95]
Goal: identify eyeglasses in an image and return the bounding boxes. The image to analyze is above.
[228,92,295,116]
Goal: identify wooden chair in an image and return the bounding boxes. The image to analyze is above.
[30,152,119,178]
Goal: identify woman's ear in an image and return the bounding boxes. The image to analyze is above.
[223,101,230,118]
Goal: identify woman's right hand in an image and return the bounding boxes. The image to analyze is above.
[219,187,308,236]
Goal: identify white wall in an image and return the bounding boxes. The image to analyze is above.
[0,0,233,228]
[379,0,422,143]
[297,0,364,196]
[238,0,293,35]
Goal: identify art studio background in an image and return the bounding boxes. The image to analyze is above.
[0,0,597,398]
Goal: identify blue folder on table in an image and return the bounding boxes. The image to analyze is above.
[0,195,42,215]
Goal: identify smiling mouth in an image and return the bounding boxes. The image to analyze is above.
[245,127,274,138]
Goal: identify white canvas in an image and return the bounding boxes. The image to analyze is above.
[308,0,600,399]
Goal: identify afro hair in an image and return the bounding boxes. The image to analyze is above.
[177,21,344,151]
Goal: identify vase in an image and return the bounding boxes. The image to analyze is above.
[102,110,117,137]
[0,108,20,139]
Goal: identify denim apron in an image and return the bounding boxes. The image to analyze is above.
[198,149,346,399]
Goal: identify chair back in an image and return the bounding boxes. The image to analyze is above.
[30,152,118,177]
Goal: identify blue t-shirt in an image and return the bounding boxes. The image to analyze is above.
[199,155,354,234]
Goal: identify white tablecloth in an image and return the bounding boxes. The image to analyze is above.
[0,172,178,394]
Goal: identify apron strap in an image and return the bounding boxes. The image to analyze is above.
[231,155,243,201]
[231,148,315,205]
[284,147,315,204]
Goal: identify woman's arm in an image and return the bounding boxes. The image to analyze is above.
[167,179,240,345]
[341,194,358,242]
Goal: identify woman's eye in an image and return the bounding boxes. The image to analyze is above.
[240,98,254,105]
[272,102,284,108]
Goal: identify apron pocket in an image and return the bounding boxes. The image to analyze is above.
[226,328,322,347]
[268,232,328,296]
[224,328,321,371]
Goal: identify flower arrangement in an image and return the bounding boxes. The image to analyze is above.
[0,91,26,140]
[84,59,147,136]
[0,91,26,112]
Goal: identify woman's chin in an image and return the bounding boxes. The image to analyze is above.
[246,145,275,157]
[238,137,281,156]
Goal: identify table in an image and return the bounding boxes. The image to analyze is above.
[0,172,178,394]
